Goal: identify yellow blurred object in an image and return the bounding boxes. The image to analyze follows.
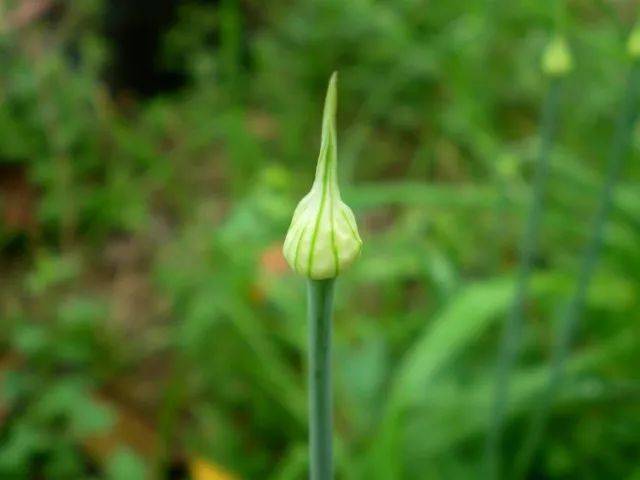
[190,458,239,480]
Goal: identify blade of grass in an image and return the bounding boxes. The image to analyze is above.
[345,183,518,209]
[224,298,307,426]
[269,444,307,480]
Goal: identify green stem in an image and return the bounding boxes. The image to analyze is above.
[513,61,640,479]
[485,79,562,480]
[307,278,336,480]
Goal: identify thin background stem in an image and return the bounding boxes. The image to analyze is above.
[513,59,640,480]
[308,278,336,480]
[484,79,562,480]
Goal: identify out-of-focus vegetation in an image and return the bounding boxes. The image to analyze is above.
[1,0,639,479]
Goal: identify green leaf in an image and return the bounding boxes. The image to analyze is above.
[105,448,149,480]
[389,276,518,408]
[33,381,114,438]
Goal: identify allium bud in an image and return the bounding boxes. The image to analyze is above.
[628,23,640,59]
[283,72,362,279]
[542,36,573,77]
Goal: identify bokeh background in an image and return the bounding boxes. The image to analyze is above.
[1,0,640,479]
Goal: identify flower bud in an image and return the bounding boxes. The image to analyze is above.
[628,23,640,59]
[283,72,362,279]
[542,36,573,77]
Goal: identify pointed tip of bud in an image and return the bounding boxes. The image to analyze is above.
[315,72,339,185]
[283,72,362,279]
[542,36,573,77]
[628,24,640,59]
[322,71,338,129]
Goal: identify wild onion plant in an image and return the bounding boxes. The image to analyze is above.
[485,35,572,480]
[513,25,640,479]
[283,72,362,480]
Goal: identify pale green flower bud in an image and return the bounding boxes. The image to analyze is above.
[628,23,640,59]
[283,72,362,279]
[542,36,573,77]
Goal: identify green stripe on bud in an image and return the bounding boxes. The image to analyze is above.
[542,36,573,77]
[283,72,362,279]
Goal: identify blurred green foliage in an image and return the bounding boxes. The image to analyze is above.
[1,0,640,479]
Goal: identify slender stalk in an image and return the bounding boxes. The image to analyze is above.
[307,278,336,480]
[513,60,640,479]
[484,79,562,480]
